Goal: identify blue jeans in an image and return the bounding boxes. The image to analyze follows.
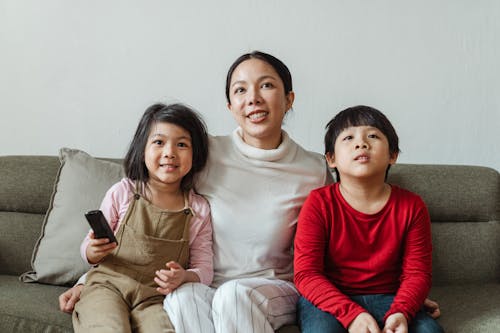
[297,295,444,333]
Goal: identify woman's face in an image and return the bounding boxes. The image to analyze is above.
[227,58,294,149]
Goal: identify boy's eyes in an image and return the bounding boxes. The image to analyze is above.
[341,133,380,141]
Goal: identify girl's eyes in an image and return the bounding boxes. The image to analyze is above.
[342,135,353,141]
[368,134,379,139]
[177,142,189,148]
[261,82,273,89]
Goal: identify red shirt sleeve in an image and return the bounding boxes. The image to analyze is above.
[294,187,366,328]
[384,197,432,322]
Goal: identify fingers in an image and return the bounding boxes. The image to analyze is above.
[58,286,83,313]
[166,261,182,270]
[58,291,70,312]
[423,298,441,319]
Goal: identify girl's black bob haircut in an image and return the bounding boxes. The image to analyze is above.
[124,103,209,191]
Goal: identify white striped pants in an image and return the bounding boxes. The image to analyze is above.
[163,277,299,333]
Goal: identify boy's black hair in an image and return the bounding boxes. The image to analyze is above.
[225,50,293,103]
[324,105,400,181]
[124,103,209,191]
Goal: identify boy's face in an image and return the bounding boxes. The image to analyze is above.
[326,125,398,181]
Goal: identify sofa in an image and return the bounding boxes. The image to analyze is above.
[0,152,498,333]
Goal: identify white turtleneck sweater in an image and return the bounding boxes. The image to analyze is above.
[195,128,330,287]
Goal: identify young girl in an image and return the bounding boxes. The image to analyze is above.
[294,106,443,333]
[72,103,213,332]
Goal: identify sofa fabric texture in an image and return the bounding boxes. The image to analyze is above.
[0,154,498,333]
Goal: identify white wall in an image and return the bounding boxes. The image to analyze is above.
[1,0,499,171]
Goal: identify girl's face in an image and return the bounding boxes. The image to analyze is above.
[326,125,398,182]
[144,121,193,190]
[227,58,294,150]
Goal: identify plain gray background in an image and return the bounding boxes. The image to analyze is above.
[1,1,499,170]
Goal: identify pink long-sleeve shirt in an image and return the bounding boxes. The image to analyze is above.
[80,178,214,286]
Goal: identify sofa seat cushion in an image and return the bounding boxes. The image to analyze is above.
[0,275,72,332]
[430,283,500,333]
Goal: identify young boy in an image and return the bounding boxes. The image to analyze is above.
[294,106,444,333]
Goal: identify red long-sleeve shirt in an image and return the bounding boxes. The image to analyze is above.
[294,183,432,328]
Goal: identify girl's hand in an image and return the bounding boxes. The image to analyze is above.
[382,312,408,333]
[85,231,117,264]
[348,312,381,333]
[155,261,187,295]
[58,284,83,313]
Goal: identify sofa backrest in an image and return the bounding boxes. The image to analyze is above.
[388,164,499,285]
[0,156,60,275]
[1,155,499,285]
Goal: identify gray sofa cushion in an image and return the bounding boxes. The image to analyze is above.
[388,164,499,222]
[430,283,500,333]
[0,275,72,332]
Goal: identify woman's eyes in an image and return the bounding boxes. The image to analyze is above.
[233,82,273,94]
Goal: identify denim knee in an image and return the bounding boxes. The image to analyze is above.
[297,296,346,333]
[410,310,444,333]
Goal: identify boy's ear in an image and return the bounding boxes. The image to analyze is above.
[389,152,399,165]
[325,152,336,168]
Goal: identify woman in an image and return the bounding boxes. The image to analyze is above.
[158,51,330,333]
[60,51,439,332]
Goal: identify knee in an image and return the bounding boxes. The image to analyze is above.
[410,313,444,333]
[164,282,203,309]
[212,280,255,311]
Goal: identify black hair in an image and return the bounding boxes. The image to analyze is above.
[124,103,209,191]
[225,50,293,104]
[324,105,400,181]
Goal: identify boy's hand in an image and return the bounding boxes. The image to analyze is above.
[424,298,441,319]
[58,284,83,313]
[85,231,117,264]
[348,312,381,333]
[155,261,187,295]
[382,312,408,333]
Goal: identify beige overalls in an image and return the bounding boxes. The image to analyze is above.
[73,188,192,333]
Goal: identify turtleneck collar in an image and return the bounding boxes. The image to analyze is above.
[231,127,293,162]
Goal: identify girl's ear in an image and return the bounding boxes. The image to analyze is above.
[325,152,336,168]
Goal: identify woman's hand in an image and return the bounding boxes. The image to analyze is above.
[424,298,441,319]
[383,312,408,333]
[348,312,381,333]
[85,231,117,264]
[58,284,83,313]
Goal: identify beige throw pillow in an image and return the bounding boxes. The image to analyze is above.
[21,148,124,285]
